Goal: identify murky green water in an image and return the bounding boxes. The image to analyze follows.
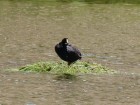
[0,1,140,73]
[0,1,140,105]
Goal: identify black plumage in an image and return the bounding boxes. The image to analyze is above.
[55,38,82,65]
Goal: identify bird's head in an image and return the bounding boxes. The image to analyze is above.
[61,38,68,45]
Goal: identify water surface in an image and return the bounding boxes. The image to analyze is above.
[0,1,140,105]
[0,1,140,73]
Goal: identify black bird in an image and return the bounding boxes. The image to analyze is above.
[55,38,82,65]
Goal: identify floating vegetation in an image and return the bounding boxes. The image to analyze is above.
[18,61,116,80]
[19,61,115,75]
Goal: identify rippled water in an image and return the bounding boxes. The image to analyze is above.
[0,1,140,74]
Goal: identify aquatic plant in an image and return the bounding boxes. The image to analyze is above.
[19,61,115,75]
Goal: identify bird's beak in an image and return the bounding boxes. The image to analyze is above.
[66,39,68,43]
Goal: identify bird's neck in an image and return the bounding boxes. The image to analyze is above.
[62,43,68,46]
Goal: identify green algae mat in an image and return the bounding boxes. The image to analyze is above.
[19,61,115,75]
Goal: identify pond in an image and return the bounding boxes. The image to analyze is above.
[0,0,140,73]
[0,1,140,105]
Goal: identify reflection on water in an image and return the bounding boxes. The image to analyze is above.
[0,0,140,73]
[26,102,36,105]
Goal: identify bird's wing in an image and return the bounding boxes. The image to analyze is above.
[66,45,82,58]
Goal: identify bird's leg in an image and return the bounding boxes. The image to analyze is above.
[68,62,72,66]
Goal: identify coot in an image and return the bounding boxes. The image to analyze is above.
[55,38,82,65]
